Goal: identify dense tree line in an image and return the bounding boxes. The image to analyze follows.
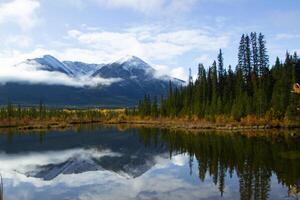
[137,32,300,120]
[0,101,117,125]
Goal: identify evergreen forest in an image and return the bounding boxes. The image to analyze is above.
[137,32,300,121]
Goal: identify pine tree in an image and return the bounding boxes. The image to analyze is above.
[244,34,252,95]
[211,61,218,115]
[258,33,271,115]
[196,63,207,116]
[238,34,246,72]
[151,96,158,117]
[258,33,269,76]
[183,68,194,116]
[270,57,282,115]
[217,49,225,101]
[134,32,299,122]
[251,32,259,77]
[232,65,246,119]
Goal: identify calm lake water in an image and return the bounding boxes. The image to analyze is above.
[0,126,299,200]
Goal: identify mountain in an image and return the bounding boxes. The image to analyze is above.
[63,61,104,76]
[93,55,182,84]
[25,55,75,76]
[0,55,184,107]
[24,55,104,77]
[92,55,155,79]
[0,127,168,180]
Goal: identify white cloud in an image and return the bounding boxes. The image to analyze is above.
[0,149,222,200]
[0,0,40,30]
[275,33,300,40]
[194,54,211,66]
[155,30,229,51]
[0,25,228,83]
[92,0,199,15]
[94,0,164,13]
[0,63,122,87]
[171,67,187,81]
[171,154,188,166]
[67,26,229,62]
[61,0,242,16]
[0,48,56,68]
[68,29,82,38]
[152,64,170,76]
[65,26,229,80]
[57,48,113,64]
[0,148,121,188]
[153,64,187,81]
[4,35,33,48]
[0,50,122,87]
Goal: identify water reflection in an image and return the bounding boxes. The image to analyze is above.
[0,126,299,200]
[0,174,3,200]
[140,128,300,200]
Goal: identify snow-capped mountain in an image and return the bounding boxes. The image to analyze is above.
[92,55,155,79]
[92,55,183,84]
[2,128,168,181]
[1,55,184,106]
[25,55,74,76]
[63,61,104,76]
[23,55,104,77]
[114,55,154,71]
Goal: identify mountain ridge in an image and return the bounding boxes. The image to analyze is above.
[22,54,183,84]
[0,55,184,107]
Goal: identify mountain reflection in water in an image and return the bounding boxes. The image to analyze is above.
[0,126,299,200]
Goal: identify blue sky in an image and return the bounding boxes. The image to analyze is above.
[0,0,299,80]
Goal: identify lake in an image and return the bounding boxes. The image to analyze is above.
[0,126,299,200]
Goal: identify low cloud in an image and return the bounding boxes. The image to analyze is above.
[171,67,188,81]
[0,63,122,87]
[153,64,187,81]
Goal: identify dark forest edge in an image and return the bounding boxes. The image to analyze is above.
[134,32,300,126]
[0,32,299,131]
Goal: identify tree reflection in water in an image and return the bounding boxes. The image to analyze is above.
[0,174,3,200]
[137,128,300,200]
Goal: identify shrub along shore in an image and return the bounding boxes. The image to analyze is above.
[0,104,299,132]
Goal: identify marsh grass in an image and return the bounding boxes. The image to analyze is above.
[0,106,299,132]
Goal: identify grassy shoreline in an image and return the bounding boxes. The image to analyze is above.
[0,116,299,132]
[1,104,299,132]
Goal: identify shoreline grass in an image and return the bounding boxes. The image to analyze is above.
[0,115,299,133]
[0,105,299,132]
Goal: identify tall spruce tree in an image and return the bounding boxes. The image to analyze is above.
[217,49,225,100]
[251,32,259,76]
[136,32,299,122]
[211,61,218,115]
[258,33,269,76]
[244,34,252,95]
